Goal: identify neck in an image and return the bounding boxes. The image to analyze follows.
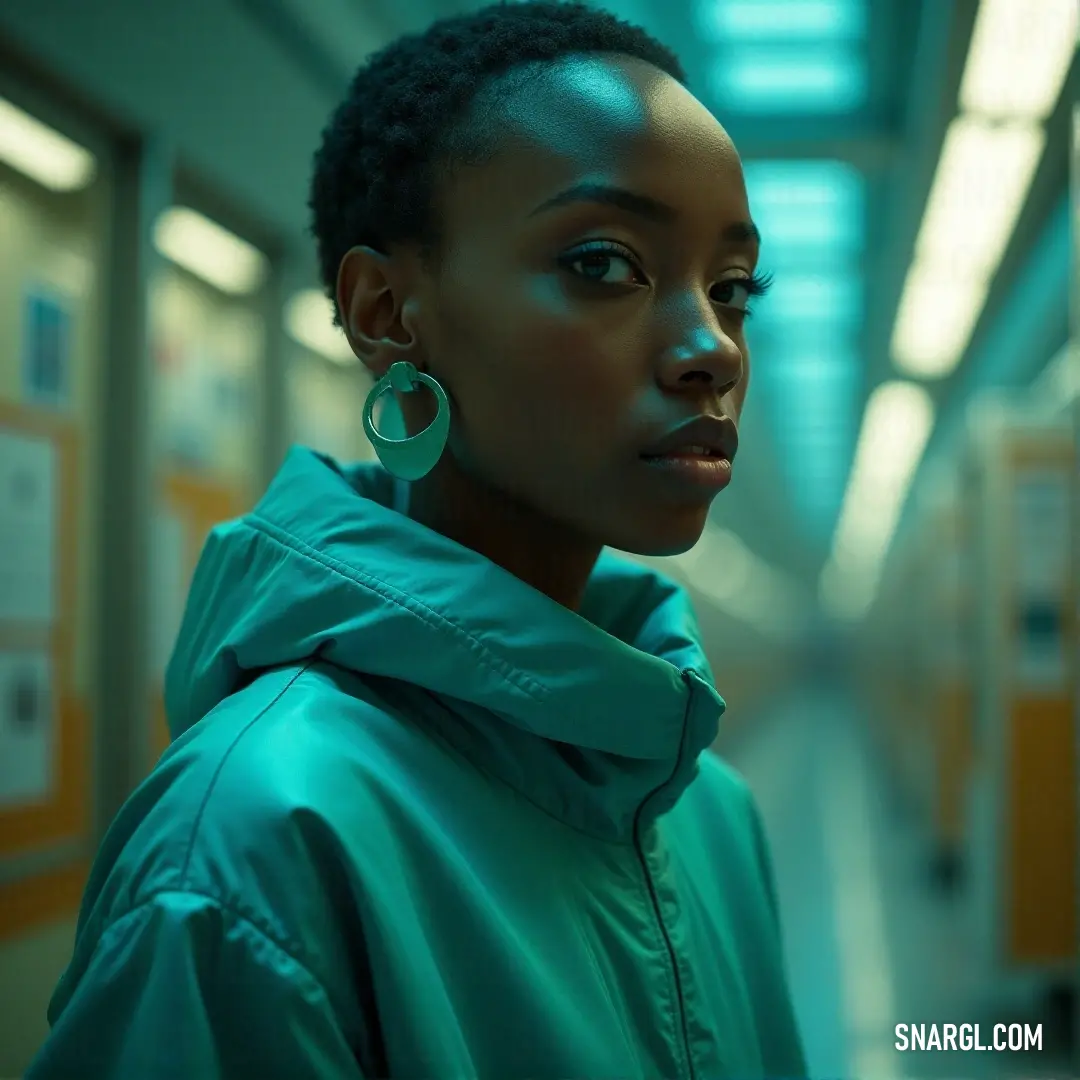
[407,456,601,612]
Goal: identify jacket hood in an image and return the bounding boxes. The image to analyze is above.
[164,447,726,840]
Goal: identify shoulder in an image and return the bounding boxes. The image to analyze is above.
[86,663,417,970]
[162,660,428,820]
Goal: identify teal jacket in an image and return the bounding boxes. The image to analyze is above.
[28,448,806,1079]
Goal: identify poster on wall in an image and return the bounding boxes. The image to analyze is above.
[162,342,218,470]
[0,428,56,624]
[0,649,53,807]
[1012,469,1070,691]
[21,284,72,410]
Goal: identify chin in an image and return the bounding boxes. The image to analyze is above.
[603,505,712,559]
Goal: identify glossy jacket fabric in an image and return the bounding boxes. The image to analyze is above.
[28,448,806,1079]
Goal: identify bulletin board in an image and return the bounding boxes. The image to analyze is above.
[1002,437,1077,964]
[0,401,89,861]
[150,470,247,765]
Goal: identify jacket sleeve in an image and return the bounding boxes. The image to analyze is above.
[26,890,367,1080]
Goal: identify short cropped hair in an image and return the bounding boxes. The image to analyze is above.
[308,1,685,323]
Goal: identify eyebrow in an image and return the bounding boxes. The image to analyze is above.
[529,181,761,246]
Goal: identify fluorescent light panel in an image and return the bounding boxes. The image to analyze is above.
[891,267,989,377]
[711,47,868,113]
[821,382,935,623]
[824,381,934,610]
[850,382,933,481]
[891,117,1044,378]
[745,159,864,204]
[755,210,862,250]
[153,207,268,296]
[700,0,867,41]
[0,97,96,192]
[743,159,865,532]
[745,160,864,252]
[285,289,356,365]
[959,0,1078,121]
[914,117,1045,278]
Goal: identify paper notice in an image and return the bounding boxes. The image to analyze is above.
[0,649,53,806]
[0,428,57,624]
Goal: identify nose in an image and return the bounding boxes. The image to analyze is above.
[657,323,744,400]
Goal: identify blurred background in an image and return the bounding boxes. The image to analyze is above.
[0,0,1076,1076]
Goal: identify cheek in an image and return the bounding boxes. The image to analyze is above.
[444,280,643,457]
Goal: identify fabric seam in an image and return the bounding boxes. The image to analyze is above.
[93,886,331,1001]
[178,662,313,886]
[244,513,549,702]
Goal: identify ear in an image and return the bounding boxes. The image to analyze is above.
[336,246,421,378]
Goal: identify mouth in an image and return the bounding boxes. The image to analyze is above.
[639,413,739,461]
[640,445,728,462]
[638,414,738,493]
[638,452,733,492]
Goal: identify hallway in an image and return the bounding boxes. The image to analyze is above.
[724,688,1074,1080]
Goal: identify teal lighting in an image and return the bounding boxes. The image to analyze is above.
[699,0,866,42]
[770,355,860,382]
[755,273,863,326]
[758,347,859,538]
[711,47,867,113]
[739,160,865,544]
[744,160,864,255]
[744,160,863,212]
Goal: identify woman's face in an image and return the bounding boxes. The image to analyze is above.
[368,55,759,557]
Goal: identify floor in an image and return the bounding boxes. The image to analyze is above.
[720,685,1076,1080]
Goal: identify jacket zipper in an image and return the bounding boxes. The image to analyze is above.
[631,671,698,1080]
[633,821,696,1080]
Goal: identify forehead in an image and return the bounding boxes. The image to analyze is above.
[448,55,748,221]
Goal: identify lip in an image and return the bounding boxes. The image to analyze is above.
[639,413,739,462]
[640,453,733,492]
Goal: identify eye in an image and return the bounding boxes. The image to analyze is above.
[711,271,772,317]
[560,241,644,286]
[711,278,752,311]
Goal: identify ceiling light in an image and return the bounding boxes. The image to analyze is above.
[285,289,356,365]
[891,265,989,377]
[914,117,1045,278]
[699,0,866,41]
[826,381,934,608]
[711,47,867,113]
[959,0,1078,121]
[745,159,863,200]
[153,208,268,296]
[849,381,934,487]
[744,160,864,251]
[755,208,863,250]
[0,97,96,192]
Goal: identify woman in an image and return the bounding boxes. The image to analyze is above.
[29,3,806,1077]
